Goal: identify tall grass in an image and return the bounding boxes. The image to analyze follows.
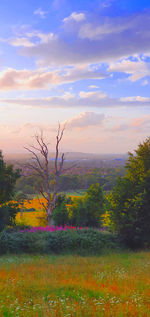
[0,252,150,316]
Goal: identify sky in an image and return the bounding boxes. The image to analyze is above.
[0,0,150,154]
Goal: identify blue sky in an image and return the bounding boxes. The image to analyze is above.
[0,0,150,153]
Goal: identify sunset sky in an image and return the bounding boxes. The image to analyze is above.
[0,0,150,154]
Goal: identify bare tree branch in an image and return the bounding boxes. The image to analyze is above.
[24,126,65,225]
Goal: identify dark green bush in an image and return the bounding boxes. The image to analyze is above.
[0,203,19,232]
[0,229,121,255]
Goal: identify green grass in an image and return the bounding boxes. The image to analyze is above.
[0,252,150,316]
[28,190,86,200]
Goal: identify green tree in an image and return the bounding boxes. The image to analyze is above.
[0,151,20,231]
[0,151,20,203]
[84,183,105,227]
[110,138,150,247]
[52,195,70,226]
[70,184,105,227]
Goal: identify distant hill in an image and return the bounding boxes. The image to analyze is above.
[4,152,128,161]
[4,152,128,171]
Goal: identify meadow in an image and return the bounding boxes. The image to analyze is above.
[0,252,150,316]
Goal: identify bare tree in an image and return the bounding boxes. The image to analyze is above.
[24,124,65,226]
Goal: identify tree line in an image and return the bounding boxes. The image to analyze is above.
[15,167,125,194]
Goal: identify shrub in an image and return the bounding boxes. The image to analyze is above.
[0,203,19,232]
[0,229,121,255]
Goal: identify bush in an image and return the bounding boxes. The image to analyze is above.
[0,203,20,232]
[0,229,121,255]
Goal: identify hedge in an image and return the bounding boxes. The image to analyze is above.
[0,229,121,255]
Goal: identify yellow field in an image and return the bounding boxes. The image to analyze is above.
[16,211,47,227]
[23,197,47,210]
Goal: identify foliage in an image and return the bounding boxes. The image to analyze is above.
[0,229,119,255]
[0,203,20,232]
[0,151,20,231]
[15,167,126,195]
[69,198,89,226]
[110,138,150,248]
[70,184,105,227]
[0,151,20,204]
[52,194,71,226]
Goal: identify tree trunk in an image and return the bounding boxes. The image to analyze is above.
[47,214,54,226]
[47,204,54,226]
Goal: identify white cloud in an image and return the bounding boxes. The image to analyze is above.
[67,112,105,128]
[34,8,48,19]
[8,9,150,67]
[78,21,129,40]
[108,58,150,81]
[120,96,150,102]
[0,91,150,109]
[9,31,56,47]
[0,66,107,91]
[0,68,60,90]
[88,85,99,89]
[111,114,150,134]
[63,12,86,23]
[9,37,34,47]
[79,91,106,99]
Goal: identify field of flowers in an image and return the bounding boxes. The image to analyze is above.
[16,211,47,227]
[0,252,150,316]
[20,225,87,232]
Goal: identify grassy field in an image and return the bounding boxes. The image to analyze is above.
[0,252,150,316]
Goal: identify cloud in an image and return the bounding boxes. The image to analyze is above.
[67,111,105,128]
[34,8,48,19]
[0,91,150,109]
[6,31,56,48]
[142,80,148,86]
[108,57,150,81]
[9,37,34,47]
[88,85,99,89]
[78,21,129,40]
[0,68,60,90]
[111,114,150,134]
[0,66,107,91]
[63,12,86,23]
[14,9,150,67]
[120,96,150,102]
[112,123,130,132]
[101,0,115,8]
[79,91,106,99]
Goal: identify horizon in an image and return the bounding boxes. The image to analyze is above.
[0,0,150,153]
[3,151,129,159]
